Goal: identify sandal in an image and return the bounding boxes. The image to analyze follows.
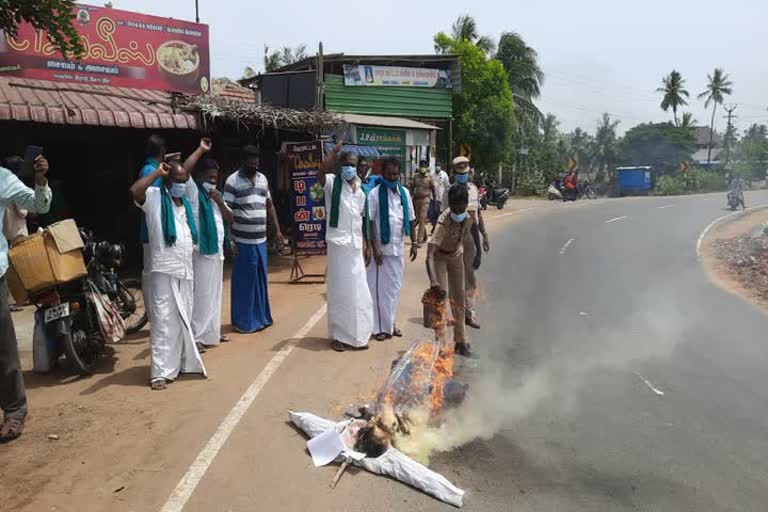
[375,333,388,342]
[219,335,230,343]
[331,340,346,352]
[392,328,403,337]
[0,417,25,443]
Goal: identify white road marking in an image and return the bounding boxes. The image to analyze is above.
[489,207,536,221]
[695,204,768,259]
[559,238,575,254]
[159,304,328,512]
[657,204,676,209]
[605,216,627,223]
[634,372,665,396]
[578,311,589,317]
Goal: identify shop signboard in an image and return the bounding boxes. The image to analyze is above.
[343,64,452,88]
[356,127,407,166]
[0,3,210,94]
[286,141,326,256]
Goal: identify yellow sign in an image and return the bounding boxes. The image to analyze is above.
[567,157,577,171]
[459,143,471,161]
[680,161,690,173]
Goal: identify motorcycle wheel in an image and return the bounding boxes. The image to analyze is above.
[63,328,103,376]
[117,278,148,334]
[496,201,506,210]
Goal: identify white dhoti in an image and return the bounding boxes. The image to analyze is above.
[150,272,206,382]
[327,243,373,347]
[367,254,405,336]
[192,252,224,346]
[142,243,153,323]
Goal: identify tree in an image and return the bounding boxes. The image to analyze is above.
[656,70,689,126]
[568,127,594,171]
[680,112,697,129]
[448,39,515,170]
[0,0,84,58]
[541,114,559,144]
[619,122,696,175]
[591,113,620,179]
[698,68,733,163]
[495,32,544,128]
[733,124,768,181]
[263,44,308,72]
[434,14,495,55]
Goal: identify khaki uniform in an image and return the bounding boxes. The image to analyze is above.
[410,172,433,243]
[430,210,474,344]
[463,182,480,322]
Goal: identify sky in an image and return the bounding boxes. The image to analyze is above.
[113,0,767,136]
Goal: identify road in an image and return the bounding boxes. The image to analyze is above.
[8,193,768,512]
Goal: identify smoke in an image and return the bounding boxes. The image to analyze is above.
[398,292,689,464]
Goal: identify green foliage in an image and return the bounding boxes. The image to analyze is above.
[263,44,307,72]
[733,124,768,181]
[591,113,620,180]
[495,32,544,127]
[653,175,685,196]
[656,70,689,126]
[0,0,84,58]
[619,122,696,175]
[450,39,516,170]
[698,68,733,163]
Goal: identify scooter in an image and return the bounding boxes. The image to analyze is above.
[479,184,510,210]
[547,180,563,200]
[727,189,745,210]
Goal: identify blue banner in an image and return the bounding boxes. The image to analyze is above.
[287,141,327,256]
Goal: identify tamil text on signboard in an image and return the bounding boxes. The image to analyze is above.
[356,127,407,167]
[0,3,210,94]
[287,142,327,256]
[343,65,451,88]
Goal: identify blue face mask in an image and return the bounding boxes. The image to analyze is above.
[340,166,357,181]
[383,178,399,190]
[454,173,469,184]
[170,182,186,198]
[450,211,468,223]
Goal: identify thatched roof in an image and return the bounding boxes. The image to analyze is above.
[174,93,345,132]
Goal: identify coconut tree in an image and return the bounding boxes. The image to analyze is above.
[590,113,620,178]
[495,31,544,128]
[434,15,495,55]
[679,112,697,129]
[656,70,689,126]
[698,68,733,163]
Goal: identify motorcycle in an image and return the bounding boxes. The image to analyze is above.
[479,183,510,210]
[80,229,147,334]
[578,180,598,200]
[727,189,745,210]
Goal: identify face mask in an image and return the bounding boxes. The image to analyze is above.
[170,182,186,198]
[202,182,217,193]
[383,178,399,190]
[450,211,468,223]
[454,173,469,184]
[341,166,357,181]
[419,167,429,174]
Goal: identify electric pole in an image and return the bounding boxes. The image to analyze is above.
[195,0,200,23]
[723,105,737,167]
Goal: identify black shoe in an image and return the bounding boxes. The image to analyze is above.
[454,342,473,358]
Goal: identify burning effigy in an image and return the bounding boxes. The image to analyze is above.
[290,289,469,506]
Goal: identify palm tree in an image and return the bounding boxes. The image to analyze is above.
[698,68,733,163]
[679,112,697,129]
[495,32,544,128]
[656,70,689,126]
[280,44,308,66]
[451,14,496,54]
[591,113,620,178]
[541,114,559,144]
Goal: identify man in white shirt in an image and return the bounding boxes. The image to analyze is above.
[430,164,450,234]
[318,143,373,351]
[131,160,206,391]
[0,154,51,442]
[366,157,418,341]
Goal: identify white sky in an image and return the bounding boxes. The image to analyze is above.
[112,0,767,135]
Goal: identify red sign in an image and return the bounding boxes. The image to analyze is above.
[0,4,210,94]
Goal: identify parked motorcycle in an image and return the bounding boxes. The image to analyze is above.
[31,278,105,375]
[479,183,510,210]
[548,179,564,200]
[578,180,598,200]
[80,229,147,334]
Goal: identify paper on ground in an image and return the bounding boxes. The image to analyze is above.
[290,411,465,508]
[307,427,346,466]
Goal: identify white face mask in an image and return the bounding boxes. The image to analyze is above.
[202,182,217,192]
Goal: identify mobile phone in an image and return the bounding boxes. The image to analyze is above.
[163,152,181,163]
[22,145,43,177]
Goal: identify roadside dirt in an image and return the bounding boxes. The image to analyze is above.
[701,208,768,314]
[0,201,548,512]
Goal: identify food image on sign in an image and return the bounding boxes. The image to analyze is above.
[309,182,325,202]
[312,206,326,221]
[0,3,210,94]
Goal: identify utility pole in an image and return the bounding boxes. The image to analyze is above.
[723,105,737,167]
[195,0,200,22]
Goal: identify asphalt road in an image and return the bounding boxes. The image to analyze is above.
[172,192,768,512]
[424,190,768,511]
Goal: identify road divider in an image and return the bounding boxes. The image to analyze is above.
[159,304,329,512]
[605,216,628,223]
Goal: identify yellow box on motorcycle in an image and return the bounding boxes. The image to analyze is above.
[8,219,87,299]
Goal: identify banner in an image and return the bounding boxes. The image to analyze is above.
[0,3,210,94]
[287,141,327,256]
[356,127,407,166]
[343,65,451,88]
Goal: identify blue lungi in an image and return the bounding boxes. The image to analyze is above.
[428,199,442,226]
[231,241,273,333]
